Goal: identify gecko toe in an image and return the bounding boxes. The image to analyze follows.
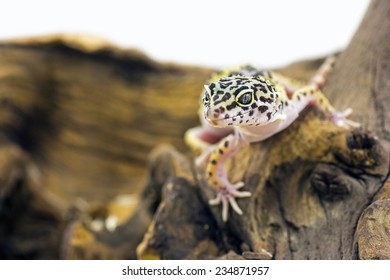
[233,181,245,189]
[228,196,243,215]
[330,108,360,128]
[209,196,221,205]
[222,197,229,222]
[232,190,252,197]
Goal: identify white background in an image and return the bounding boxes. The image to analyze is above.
[0,0,369,68]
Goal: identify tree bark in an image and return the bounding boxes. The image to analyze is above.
[324,0,390,149]
[137,0,390,260]
[0,0,389,260]
[0,35,211,259]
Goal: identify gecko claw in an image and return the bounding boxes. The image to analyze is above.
[209,181,252,222]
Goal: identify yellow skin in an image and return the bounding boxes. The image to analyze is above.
[185,57,359,222]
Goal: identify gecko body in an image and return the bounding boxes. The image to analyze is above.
[185,57,359,221]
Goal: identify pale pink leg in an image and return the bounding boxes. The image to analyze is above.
[206,132,252,222]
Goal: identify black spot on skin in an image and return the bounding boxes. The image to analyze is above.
[219,83,228,89]
[213,95,219,101]
[228,123,233,126]
[219,149,224,155]
[258,105,268,113]
[224,141,229,148]
[285,101,289,107]
[226,102,238,110]
[297,95,301,101]
[224,114,230,119]
[220,79,233,86]
[240,115,244,118]
[246,120,249,123]
[219,107,225,113]
[249,110,254,117]
[211,159,217,165]
[303,92,307,96]
[260,96,273,103]
[258,84,267,93]
[214,92,231,105]
[214,108,220,113]
[232,117,236,121]
[241,106,249,111]
[270,94,274,98]
[267,112,272,120]
[208,172,212,177]
[239,120,243,123]
[252,90,258,101]
[221,93,231,101]
[251,103,258,109]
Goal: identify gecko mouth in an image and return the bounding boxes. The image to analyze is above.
[205,104,277,127]
[205,109,252,127]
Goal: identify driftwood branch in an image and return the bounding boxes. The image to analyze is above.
[137,0,390,260]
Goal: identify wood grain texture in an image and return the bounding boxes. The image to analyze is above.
[1,0,389,260]
[136,0,390,260]
[324,0,390,149]
[0,35,212,258]
[0,35,212,203]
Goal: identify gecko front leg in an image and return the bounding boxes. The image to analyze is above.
[201,131,251,222]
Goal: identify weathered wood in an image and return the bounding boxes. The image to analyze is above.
[0,35,211,259]
[0,144,68,259]
[1,0,389,260]
[0,35,212,204]
[324,0,390,149]
[324,0,390,259]
[138,113,388,259]
[136,0,390,260]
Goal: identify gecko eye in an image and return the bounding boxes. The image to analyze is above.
[236,91,253,105]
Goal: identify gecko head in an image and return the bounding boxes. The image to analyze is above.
[201,75,283,128]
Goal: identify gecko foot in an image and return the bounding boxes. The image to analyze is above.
[330,108,360,128]
[209,182,251,222]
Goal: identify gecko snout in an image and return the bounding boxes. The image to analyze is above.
[205,107,224,127]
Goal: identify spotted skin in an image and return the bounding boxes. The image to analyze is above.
[185,56,360,222]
